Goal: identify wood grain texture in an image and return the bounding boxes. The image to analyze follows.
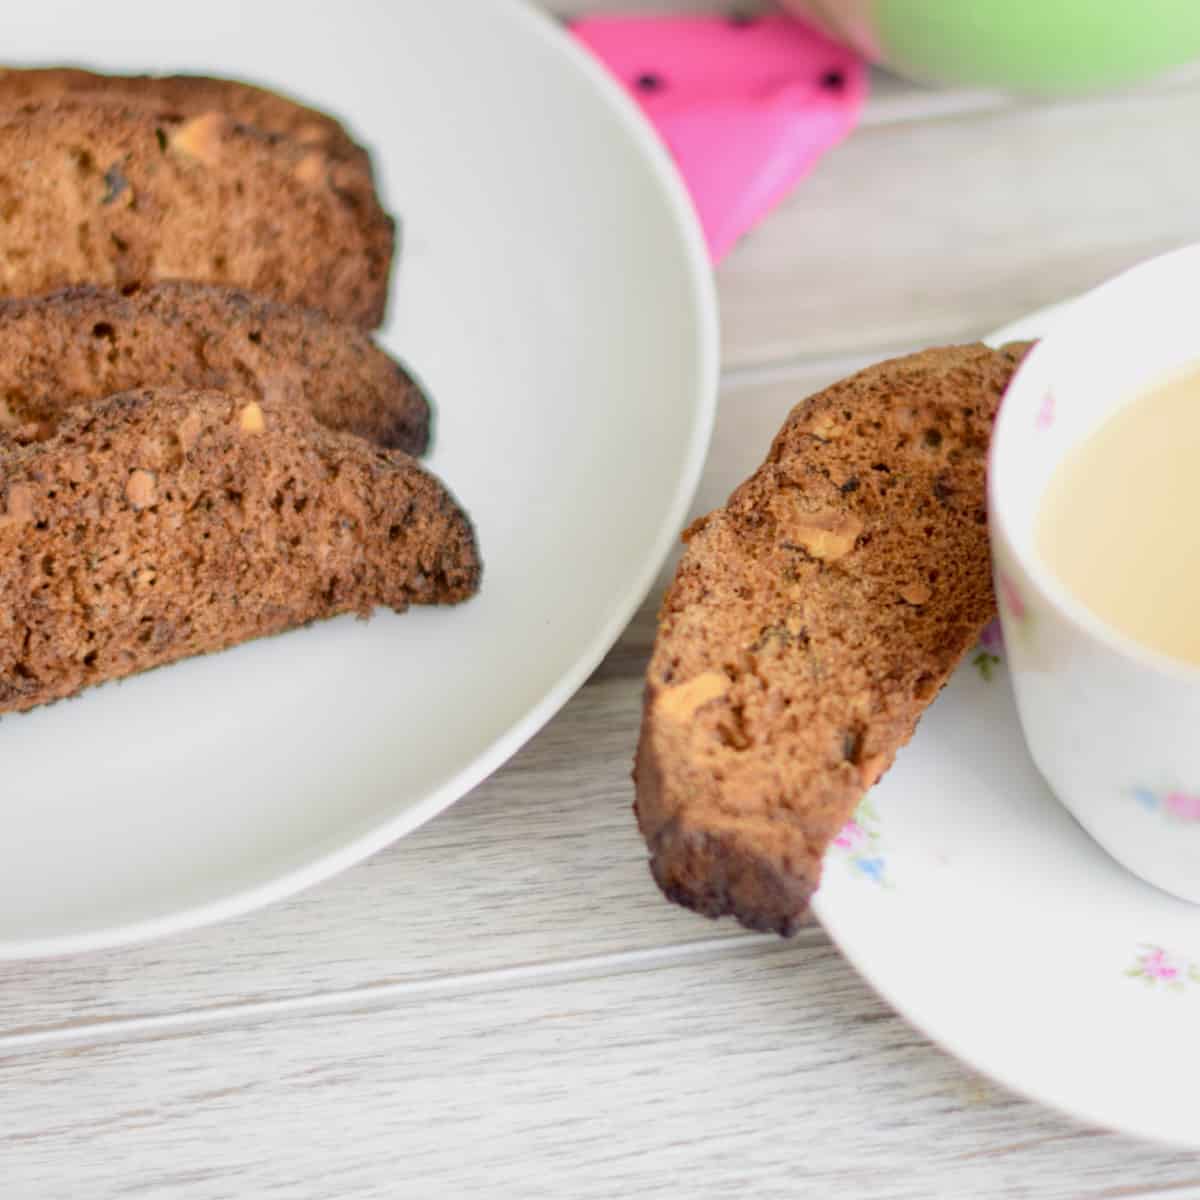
[717,86,1200,368]
[5,945,1200,1200]
[6,4,1200,1194]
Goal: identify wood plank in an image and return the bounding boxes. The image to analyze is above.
[717,87,1200,367]
[4,942,1198,1199]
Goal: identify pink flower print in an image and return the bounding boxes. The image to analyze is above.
[997,571,1026,622]
[1141,947,1180,981]
[1129,785,1200,824]
[831,799,891,886]
[1166,792,1200,822]
[834,820,865,851]
[1125,944,1200,989]
[1035,388,1055,431]
[979,619,1004,653]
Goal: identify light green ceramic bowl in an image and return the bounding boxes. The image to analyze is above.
[784,0,1200,93]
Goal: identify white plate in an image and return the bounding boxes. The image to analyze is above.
[812,301,1200,1147]
[1,1,718,957]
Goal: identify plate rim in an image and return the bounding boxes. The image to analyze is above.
[7,0,719,960]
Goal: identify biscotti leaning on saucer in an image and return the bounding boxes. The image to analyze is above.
[0,95,394,327]
[0,281,430,453]
[0,388,480,716]
[634,342,1031,935]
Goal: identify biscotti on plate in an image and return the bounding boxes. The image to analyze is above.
[0,98,394,327]
[0,282,430,454]
[0,67,383,224]
[0,388,480,716]
[634,343,1029,935]
[0,67,370,168]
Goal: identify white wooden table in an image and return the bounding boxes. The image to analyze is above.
[9,4,1200,1195]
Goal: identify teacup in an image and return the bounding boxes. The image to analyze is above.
[990,244,1200,901]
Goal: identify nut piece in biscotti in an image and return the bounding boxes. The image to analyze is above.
[0,387,480,716]
[0,67,371,170]
[0,99,394,327]
[634,343,1030,936]
[0,281,430,454]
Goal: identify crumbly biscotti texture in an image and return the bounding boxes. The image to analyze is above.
[0,387,480,715]
[0,282,430,454]
[0,67,370,167]
[0,99,394,327]
[634,344,1029,935]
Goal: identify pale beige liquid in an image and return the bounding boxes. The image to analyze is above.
[1038,366,1200,664]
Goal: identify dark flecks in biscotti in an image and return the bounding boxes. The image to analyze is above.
[101,164,128,205]
[842,728,864,764]
[635,346,1019,935]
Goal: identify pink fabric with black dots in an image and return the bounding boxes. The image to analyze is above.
[572,14,867,261]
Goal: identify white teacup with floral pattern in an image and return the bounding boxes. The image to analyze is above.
[990,244,1200,902]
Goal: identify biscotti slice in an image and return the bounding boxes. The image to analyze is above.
[0,67,370,169]
[0,282,430,454]
[634,344,1027,936]
[0,99,393,327]
[0,387,480,716]
[0,68,381,221]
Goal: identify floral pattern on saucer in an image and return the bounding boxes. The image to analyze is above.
[1125,945,1200,990]
[1131,787,1200,824]
[972,619,1004,681]
[832,797,889,886]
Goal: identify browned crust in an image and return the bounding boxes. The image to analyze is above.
[634,343,1031,935]
[0,281,429,453]
[0,67,370,166]
[0,68,386,241]
[0,98,394,327]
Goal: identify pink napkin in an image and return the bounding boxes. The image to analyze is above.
[572,14,867,262]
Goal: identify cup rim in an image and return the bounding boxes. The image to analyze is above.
[988,242,1200,685]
